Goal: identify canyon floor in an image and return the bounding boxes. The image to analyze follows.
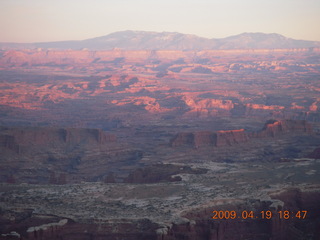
[0,48,320,239]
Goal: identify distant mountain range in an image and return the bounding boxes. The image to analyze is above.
[1,31,320,50]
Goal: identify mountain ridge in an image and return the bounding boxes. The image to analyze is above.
[1,30,320,50]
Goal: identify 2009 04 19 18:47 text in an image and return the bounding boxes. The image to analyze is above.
[212,210,307,220]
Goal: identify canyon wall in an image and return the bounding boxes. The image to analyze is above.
[0,120,314,184]
[171,120,313,148]
[255,119,313,138]
[170,130,248,148]
[0,127,146,184]
[0,127,116,152]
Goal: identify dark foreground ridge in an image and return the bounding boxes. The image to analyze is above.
[1,166,320,239]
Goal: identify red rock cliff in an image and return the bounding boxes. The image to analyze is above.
[256,119,313,137]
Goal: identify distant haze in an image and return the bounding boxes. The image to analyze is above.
[1,0,320,43]
[1,31,320,50]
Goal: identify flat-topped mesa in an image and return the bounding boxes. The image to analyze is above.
[0,127,116,153]
[171,120,313,148]
[170,129,248,148]
[256,119,313,138]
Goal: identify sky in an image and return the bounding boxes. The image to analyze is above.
[1,0,320,43]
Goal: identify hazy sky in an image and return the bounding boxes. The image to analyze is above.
[1,0,320,43]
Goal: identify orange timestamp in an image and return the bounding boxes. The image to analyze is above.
[212,210,307,220]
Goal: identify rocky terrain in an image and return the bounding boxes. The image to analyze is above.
[1,158,320,239]
[0,121,319,239]
[0,47,320,127]
[0,38,320,239]
[0,119,318,185]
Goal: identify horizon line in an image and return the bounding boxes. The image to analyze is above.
[1,30,319,44]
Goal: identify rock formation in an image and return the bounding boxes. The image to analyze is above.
[158,188,320,240]
[170,129,248,148]
[1,33,320,240]
[256,119,313,137]
[0,127,116,151]
[0,127,148,184]
[1,47,320,125]
[171,120,313,148]
[215,129,249,147]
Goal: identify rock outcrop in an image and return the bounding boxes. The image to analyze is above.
[170,129,248,148]
[0,127,115,149]
[171,120,313,148]
[0,126,146,184]
[161,188,320,240]
[215,129,249,147]
[255,119,313,137]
